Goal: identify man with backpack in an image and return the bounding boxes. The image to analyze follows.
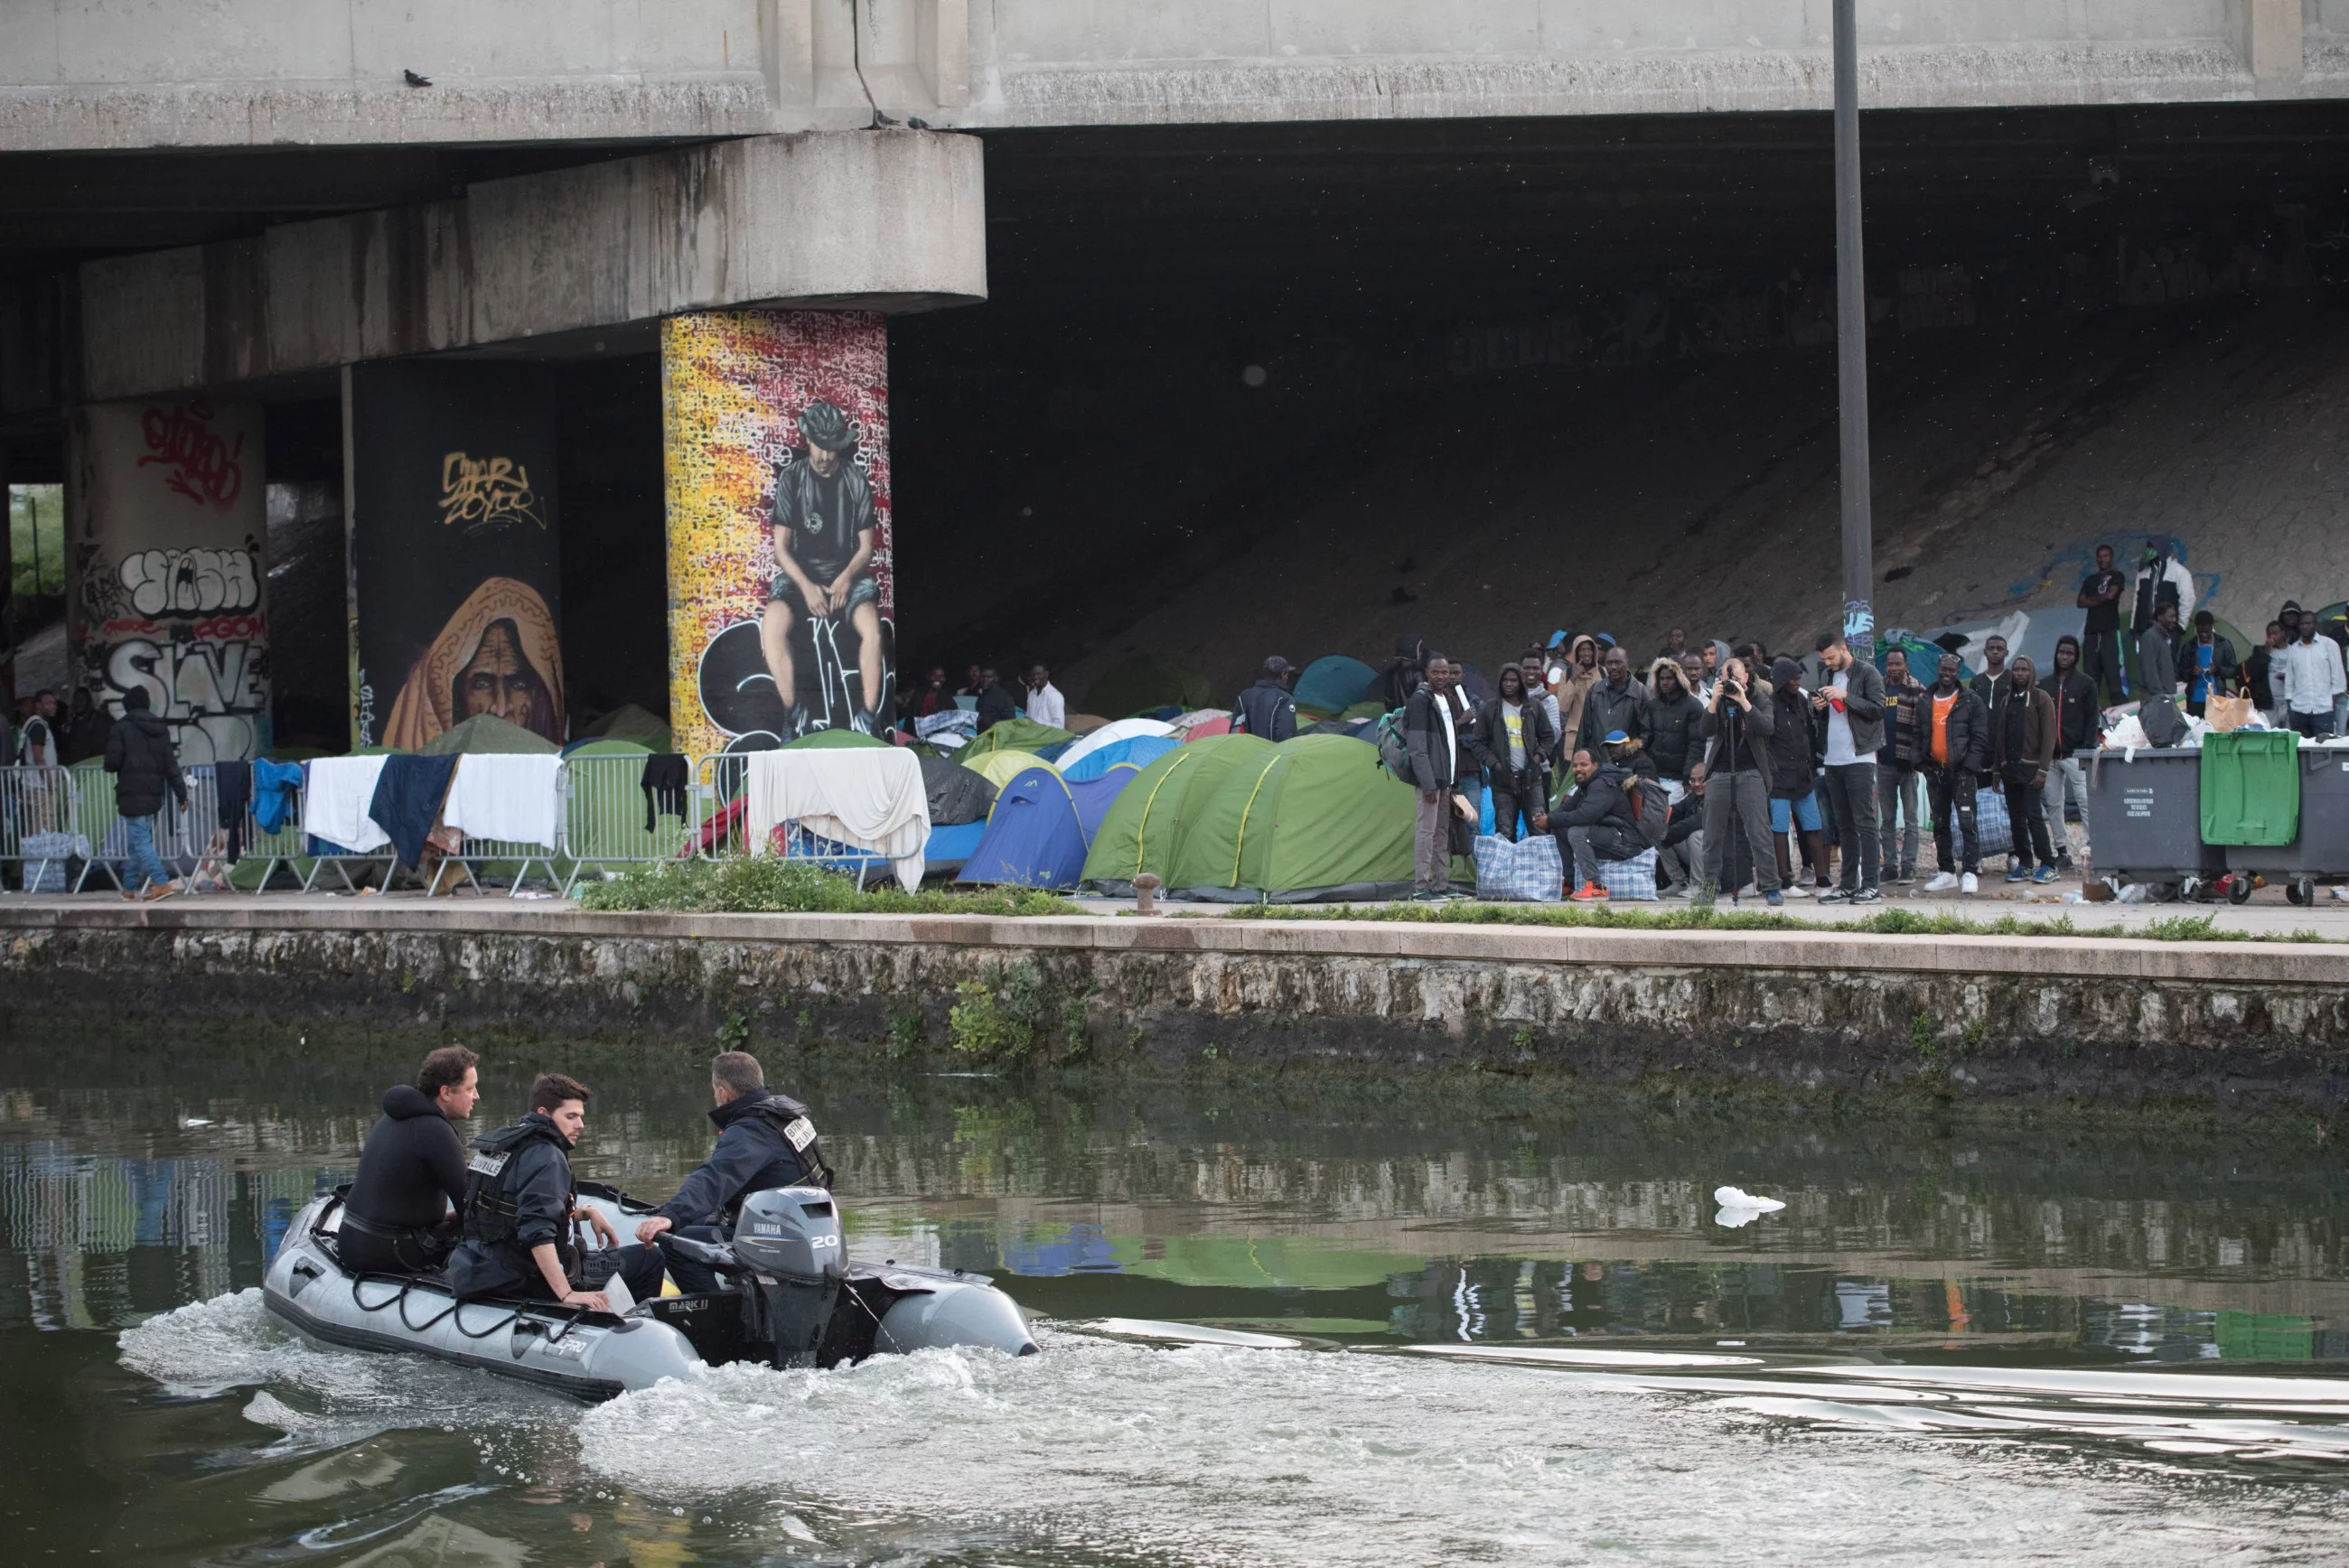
[1402,654,1475,898]
[1550,746,1649,901]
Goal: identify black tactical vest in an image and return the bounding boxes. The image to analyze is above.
[460,1119,575,1255]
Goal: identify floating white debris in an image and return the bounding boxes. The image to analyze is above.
[1713,1186,1785,1212]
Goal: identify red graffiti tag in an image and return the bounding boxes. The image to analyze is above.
[136,402,244,511]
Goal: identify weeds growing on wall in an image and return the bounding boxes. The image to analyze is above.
[577,859,1079,917]
[1210,902,2331,944]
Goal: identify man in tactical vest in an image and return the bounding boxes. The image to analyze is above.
[445,1073,664,1310]
[632,1050,833,1294]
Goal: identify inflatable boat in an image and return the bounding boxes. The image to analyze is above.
[263,1181,1036,1399]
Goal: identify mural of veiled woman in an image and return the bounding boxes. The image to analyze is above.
[381,576,566,750]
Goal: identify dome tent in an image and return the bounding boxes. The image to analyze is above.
[1064,733,1182,781]
[1292,655,1378,718]
[1080,733,1276,895]
[1162,733,1416,902]
[958,762,1144,890]
[962,717,1075,760]
[1056,716,1175,774]
[965,748,1055,789]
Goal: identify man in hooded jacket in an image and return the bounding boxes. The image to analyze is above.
[1550,747,1643,901]
[342,1046,479,1275]
[1918,654,1990,895]
[634,1050,833,1294]
[1642,658,1704,784]
[1470,663,1557,842]
[1231,658,1299,741]
[103,686,187,901]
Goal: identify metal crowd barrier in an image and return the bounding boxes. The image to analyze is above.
[0,765,78,892]
[556,752,706,893]
[695,748,894,890]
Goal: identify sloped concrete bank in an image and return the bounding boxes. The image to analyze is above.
[5,904,2347,1108]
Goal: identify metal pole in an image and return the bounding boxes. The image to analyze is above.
[1833,0,1875,662]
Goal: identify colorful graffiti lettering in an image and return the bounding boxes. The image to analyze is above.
[136,403,245,511]
[438,452,547,532]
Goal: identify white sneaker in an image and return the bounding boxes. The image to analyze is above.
[1960,872,1979,895]
[1780,882,1811,898]
[1921,872,1958,893]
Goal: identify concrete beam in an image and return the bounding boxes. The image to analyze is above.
[2243,0,2306,83]
[75,128,987,402]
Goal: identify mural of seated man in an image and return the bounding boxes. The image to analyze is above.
[760,398,884,737]
[382,575,566,750]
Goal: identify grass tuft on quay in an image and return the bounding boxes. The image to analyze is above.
[577,860,1079,917]
[1213,901,2331,942]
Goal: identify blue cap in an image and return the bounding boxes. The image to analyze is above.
[1605,729,1629,744]
[1596,632,1616,648]
[1548,630,1568,649]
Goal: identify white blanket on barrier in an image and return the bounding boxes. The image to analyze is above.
[303,756,392,854]
[442,753,563,850]
[745,749,931,892]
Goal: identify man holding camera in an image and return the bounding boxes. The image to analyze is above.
[1695,656,1782,904]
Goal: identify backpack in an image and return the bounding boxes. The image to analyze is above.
[1627,775,1672,847]
[1374,708,1414,784]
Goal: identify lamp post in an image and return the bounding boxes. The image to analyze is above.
[1833,0,1875,661]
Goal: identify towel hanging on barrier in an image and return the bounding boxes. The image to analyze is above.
[745,749,931,891]
[442,753,562,850]
[369,754,462,869]
[303,757,394,854]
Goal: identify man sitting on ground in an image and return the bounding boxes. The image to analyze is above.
[1550,747,1645,902]
[445,1073,663,1311]
[342,1045,480,1275]
[634,1050,834,1294]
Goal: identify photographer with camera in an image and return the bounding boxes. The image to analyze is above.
[1694,656,1783,905]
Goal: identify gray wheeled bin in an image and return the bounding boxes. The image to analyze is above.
[2083,747,2225,897]
[2224,745,2349,904]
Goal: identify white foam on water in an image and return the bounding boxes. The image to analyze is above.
[575,1328,2349,1566]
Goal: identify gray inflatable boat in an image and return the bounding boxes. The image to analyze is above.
[263,1182,1036,1399]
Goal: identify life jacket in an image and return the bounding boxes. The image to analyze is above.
[741,1093,836,1204]
[460,1118,576,1262]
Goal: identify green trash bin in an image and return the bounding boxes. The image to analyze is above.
[2199,730,2300,846]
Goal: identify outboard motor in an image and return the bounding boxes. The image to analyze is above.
[731,1187,844,1368]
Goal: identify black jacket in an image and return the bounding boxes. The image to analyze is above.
[1551,763,1639,833]
[2047,668,2099,758]
[1469,695,1557,790]
[1765,686,1819,800]
[445,1113,576,1300]
[1642,692,1704,781]
[1575,676,1649,758]
[976,681,1023,733]
[1699,688,1777,789]
[1920,683,1989,775]
[104,709,186,818]
[653,1090,824,1228]
[2175,632,2241,699]
[1403,683,1474,790]
[1231,679,1298,742]
[348,1085,469,1233]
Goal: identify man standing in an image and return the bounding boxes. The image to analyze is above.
[761,400,884,738]
[1696,656,1782,905]
[2132,538,2196,651]
[633,1051,833,1296]
[445,1073,664,1310]
[1876,648,1924,887]
[2246,621,2288,727]
[16,688,61,770]
[1641,658,1705,788]
[1024,663,1067,729]
[1575,645,1649,759]
[342,1046,479,1276]
[103,687,186,902]
[2076,545,2129,705]
[2179,611,2240,718]
[1967,635,2014,710]
[1405,654,1474,898]
[2279,610,2348,738]
[1660,627,1689,662]
[1811,631,1885,905]
[2043,636,2098,875]
[2138,602,2183,705]
[1231,658,1299,742]
[1550,747,1644,901]
[974,667,1022,733]
[1471,663,1555,843]
[1552,634,1601,756]
[1989,655,2061,885]
[1918,654,1989,896]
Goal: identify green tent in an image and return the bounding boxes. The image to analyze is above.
[420,714,561,755]
[583,702,674,752]
[1161,733,1414,902]
[784,727,889,751]
[965,748,1053,789]
[564,736,653,758]
[962,717,1074,759]
[1081,733,1277,894]
[1081,653,1218,719]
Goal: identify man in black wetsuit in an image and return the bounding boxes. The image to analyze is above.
[445,1073,664,1311]
[340,1046,478,1275]
[632,1051,833,1295]
[759,399,885,738]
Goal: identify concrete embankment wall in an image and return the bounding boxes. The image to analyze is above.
[5,906,2347,1109]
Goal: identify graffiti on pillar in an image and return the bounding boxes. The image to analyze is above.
[662,310,894,757]
[66,402,272,765]
[347,363,566,750]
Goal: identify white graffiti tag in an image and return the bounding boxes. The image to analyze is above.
[118,548,259,618]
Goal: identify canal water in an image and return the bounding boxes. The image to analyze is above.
[5,1033,2349,1564]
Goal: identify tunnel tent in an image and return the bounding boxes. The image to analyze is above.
[582,703,673,752]
[1081,654,1218,721]
[420,714,561,755]
[1063,733,1182,782]
[958,767,1090,889]
[962,717,1075,760]
[1056,716,1176,774]
[1163,733,1416,903]
[1292,655,1379,718]
[917,749,997,826]
[1080,733,1276,894]
[964,748,1055,789]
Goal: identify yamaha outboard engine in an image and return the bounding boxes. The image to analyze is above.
[731,1187,844,1368]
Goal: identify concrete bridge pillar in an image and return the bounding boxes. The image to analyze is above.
[660,310,894,758]
[2243,0,2304,84]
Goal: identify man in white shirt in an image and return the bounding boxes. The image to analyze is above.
[1024,663,1066,729]
[2277,611,2347,739]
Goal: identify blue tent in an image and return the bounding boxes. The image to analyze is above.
[958,768,1090,888]
[923,820,987,876]
[1294,655,1378,715]
[1063,733,1181,781]
[1067,764,1142,840]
